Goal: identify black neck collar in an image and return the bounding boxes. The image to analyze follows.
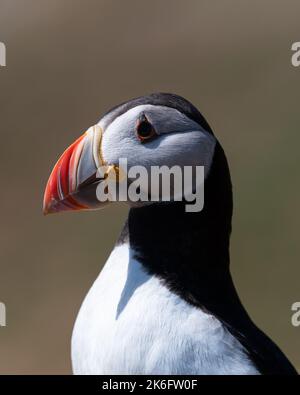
[127,141,237,320]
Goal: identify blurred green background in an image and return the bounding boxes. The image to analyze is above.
[0,0,299,374]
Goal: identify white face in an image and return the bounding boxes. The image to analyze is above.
[100,104,216,176]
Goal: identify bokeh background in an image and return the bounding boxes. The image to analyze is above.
[0,0,299,374]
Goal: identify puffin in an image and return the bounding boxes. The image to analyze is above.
[43,93,297,375]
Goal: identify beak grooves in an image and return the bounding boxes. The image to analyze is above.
[43,125,106,215]
[43,133,88,214]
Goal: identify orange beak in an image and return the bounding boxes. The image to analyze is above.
[43,125,106,215]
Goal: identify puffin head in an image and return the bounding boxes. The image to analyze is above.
[43,93,224,215]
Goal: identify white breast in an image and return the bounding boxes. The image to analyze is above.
[71,243,258,375]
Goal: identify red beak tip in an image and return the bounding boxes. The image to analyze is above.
[43,196,60,216]
[43,206,51,216]
[42,203,52,216]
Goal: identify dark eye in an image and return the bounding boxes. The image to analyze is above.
[136,115,156,142]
